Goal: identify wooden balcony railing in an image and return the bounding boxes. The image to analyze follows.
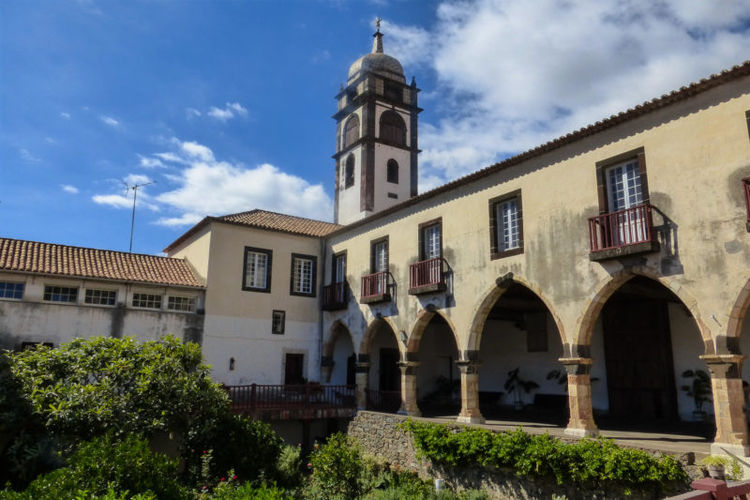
[668,477,750,500]
[409,257,446,295]
[366,389,402,413]
[588,203,658,259]
[226,383,356,414]
[322,282,348,311]
[361,271,391,303]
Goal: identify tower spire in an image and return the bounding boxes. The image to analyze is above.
[372,17,383,54]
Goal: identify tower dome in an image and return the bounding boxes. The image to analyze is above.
[347,27,406,84]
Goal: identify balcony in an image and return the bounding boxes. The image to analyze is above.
[361,271,391,304]
[409,257,447,295]
[322,282,348,311]
[225,383,356,420]
[588,203,659,261]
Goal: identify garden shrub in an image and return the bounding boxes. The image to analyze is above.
[204,479,293,500]
[7,336,228,448]
[182,412,284,486]
[275,444,304,489]
[400,420,687,493]
[2,433,186,499]
[306,433,365,500]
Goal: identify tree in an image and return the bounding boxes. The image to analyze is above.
[7,336,228,444]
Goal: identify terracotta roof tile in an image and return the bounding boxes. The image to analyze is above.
[0,238,204,288]
[217,210,341,237]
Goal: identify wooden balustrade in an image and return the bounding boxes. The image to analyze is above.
[361,271,391,303]
[322,282,348,310]
[225,383,356,414]
[408,257,446,294]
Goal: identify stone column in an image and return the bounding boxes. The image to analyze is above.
[456,357,484,424]
[560,357,599,437]
[398,360,421,417]
[701,354,749,457]
[355,355,370,411]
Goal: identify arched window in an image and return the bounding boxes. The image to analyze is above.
[343,115,360,150]
[379,111,406,146]
[344,154,355,188]
[387,159,399,184]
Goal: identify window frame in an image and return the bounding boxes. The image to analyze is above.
[332,251,347,284]
[43,285,78,303]
[0,281,25,300]
[343,114,360,150]
[167,295,196,312]
[272,310,286,335]
[370,236,389,274]
[418,218,442,261]
[132,292,162,310]
[344,154,355,189]
[379,110,406,147]
[84,288,117,306]
[595,147,649,215]
[387,159,399,184]
[242,246,273,293]
[489,190,524,260]
[289,253,317,297]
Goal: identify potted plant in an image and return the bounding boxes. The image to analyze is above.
[700,455,742,480]
[504,367,539,410]
[681,369,712,421]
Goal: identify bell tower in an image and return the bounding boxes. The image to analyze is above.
[333,20,421,225]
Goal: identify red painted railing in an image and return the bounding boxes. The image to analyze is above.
[668,478,750,499]
[409,257,444,290]
[743,177,750,222]
[366,389,402,413]
[225,384,356,413]
[588,203,655,252]
[361,271,390,300]
[322,282,347,310]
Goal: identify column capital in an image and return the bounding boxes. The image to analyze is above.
[398,360,419,376]
[700,354,745,379]
[558,357,593,375]
[455,359,481,374]
[355,362,370,373]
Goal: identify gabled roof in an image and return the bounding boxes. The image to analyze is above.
[0,237,204,288]
[164,209,341,253]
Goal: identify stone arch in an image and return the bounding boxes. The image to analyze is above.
[574,267,709,348]
[727,279,750,339]
[406,309,460,356]
[322,320,353,359]
[359,316,401,357]
[466,273,566,354]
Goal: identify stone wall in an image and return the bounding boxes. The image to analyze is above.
[347,411,693,500]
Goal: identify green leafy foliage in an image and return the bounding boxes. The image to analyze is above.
[182,413,284,486]
[307,433,365,500]
[399,420,687,492]
[7,336,228,446]
[3,433,187,500]
[275,445,304,489]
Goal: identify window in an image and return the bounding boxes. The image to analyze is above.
[132,293,161,309]
[0,282,24,299]
[333,252,346,283]
[379,110,406,146]
[595,149,649,214]
[343,115,360,149]
[167,295,196,312]
[290,253,317,297]
[344,154,355,188]
[419,220,441,260]
[272,310,285,335]
[489,190,523,259]
[387,159,399,184]
[384,81,402,102]
[85,289,116,306]
[43,285,78,303]
[371,237,389,273]
[243,247,272,293]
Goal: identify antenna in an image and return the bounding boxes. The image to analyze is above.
[122,180,155,253]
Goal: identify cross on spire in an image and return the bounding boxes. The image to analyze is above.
[372,17,384,53]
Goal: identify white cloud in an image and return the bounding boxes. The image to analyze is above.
[59,112,71,119]
[155,213,205,227]
[180,141,214,162]
[185,107,202,118]
[154,152,187,164]
[138,154,166,168]
[207,102,248,121]
[61,184,79,194]
[19,148,41,162]
[387,0,750,190]
[100,115,120,127]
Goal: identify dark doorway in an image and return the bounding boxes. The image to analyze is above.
[379,348,400,391]
[602,281,678,421]
[284,353,305,385]
[346,353,356,386]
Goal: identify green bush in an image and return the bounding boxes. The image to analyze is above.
[7,336,228,448]
[205,480,293,500]
[306,433,365,500]
[400,420,687,492]
[2,433,186,499]
[275,445,304,489]
[182,413,284,486]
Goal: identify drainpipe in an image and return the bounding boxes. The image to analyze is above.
[317,236,328,383]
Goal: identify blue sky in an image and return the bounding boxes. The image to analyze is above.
[2,0,749,255]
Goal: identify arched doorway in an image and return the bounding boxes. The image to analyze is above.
[588,276,709,428]
[409,313,460,417]
[474,282,565,422]
[325,322,355,386]
[360,318,401,412]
